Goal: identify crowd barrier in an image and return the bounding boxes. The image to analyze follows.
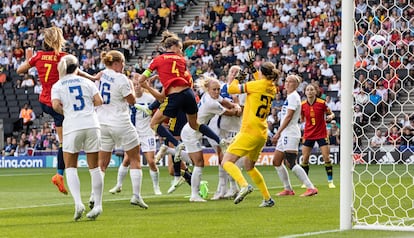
[1,146,412,168]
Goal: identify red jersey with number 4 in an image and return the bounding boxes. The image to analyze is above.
[301,98,329,140]
[29,51,67,106]
[147,52,191,94]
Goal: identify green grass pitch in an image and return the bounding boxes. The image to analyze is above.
[0,165,413,237]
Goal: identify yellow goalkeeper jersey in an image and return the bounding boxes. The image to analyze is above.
[228,77,276,138]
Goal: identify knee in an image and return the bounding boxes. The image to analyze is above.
[284,152,298,170]
[188,121,198,131]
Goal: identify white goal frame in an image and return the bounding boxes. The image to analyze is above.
[340,0,414,232]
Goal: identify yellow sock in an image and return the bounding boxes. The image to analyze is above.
[247,167,270,200]
[222,161,248,188]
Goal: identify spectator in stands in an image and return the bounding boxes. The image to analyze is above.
[387,125,401,147]
[324,95,335,111]
[298,31,312,48]
[376,56,388,70]
[399,126,414,152]
[2,137,17,156]
[252,34,263,51]
[34,80,42,94]
[20,74,35,88]
[182,20,193,35]
[19,103,36,135]
[15,138,28,156]
[399,114,411,128]
[320,61,334,78]
[355,89,369,107]
[158,2,171,30]
[375,81,388,115]
[370,129,386,149]
[221,10,233,27]
[328,75,341,95]
[353,104,364,134]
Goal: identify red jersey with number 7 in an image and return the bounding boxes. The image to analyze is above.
[301,98,330,140]
[147,52,191,94]
[29,51,67,106]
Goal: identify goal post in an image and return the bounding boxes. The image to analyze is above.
[340,0,353,231]
[341,0,414,232]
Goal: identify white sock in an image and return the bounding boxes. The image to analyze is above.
[235,157,244,168]
[90,167,103,209]
[149,169,159,188]
[117,164,129,187]
[66,167,82,206]
[166,147,175,155]
[91,169,105,197]
[228,175,238,191]
[130,169,143,197]
[217,166,227,194]
[180,151,192,164]
[292,164,314,189]
[191,166,202,197]
[275,165,293,191]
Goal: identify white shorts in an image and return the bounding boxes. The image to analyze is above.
[181,124,203,153]
[100,124,140,152]
[139,135,156,152]
[63,128,101,153]
[275,135,300,152]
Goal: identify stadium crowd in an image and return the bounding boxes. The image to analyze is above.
[1,0,413,154]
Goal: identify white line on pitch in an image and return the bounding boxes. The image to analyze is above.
[0,173,49,177]
[0,193,192,211]
[279,229,341,238]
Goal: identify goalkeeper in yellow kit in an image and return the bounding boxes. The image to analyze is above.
[221,52,280,207]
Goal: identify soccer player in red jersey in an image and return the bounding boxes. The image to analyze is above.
[138,31,224,151]
[300,83,336,188]
[17,27,97,195]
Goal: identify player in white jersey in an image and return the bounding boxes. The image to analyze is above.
[95,50,148,209]
[108,76,162,196]
[271,75,318,197]
[51,54,104,221]
[181,76,242,202]
[208,65,245,200]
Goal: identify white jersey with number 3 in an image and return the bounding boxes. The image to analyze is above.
[51,74,100,135]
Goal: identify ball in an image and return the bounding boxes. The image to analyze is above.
[368,34,386,54]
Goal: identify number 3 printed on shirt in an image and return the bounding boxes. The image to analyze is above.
[69,85,85,111]
[255,95,273,119]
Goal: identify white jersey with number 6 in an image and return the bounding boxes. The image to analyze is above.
[96,68,133,127]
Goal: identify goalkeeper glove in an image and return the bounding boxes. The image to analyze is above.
[235,70,247,83]
[246,51,257,73]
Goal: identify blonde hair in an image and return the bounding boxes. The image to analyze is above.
[195,76,219,92]
[44,27,66,53]
[287,74,302,84]
[100,50,125,67]
[260,61,280,82]
[57,54,78,78]
[160,31,182,49]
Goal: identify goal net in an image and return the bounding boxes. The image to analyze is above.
[348,0,414,231]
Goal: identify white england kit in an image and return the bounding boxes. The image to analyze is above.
[96,68,139,151]
[276,90,302,152]
[133,92,156,152]
[51,74,100,153]
[181,93,226,153]
[208,83,245,147]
